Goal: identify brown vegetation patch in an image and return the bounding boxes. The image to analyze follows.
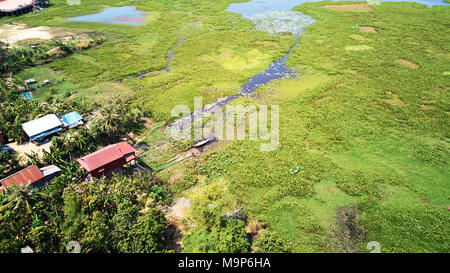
[163,223,182,253]
[384,90,404,106]
[75,43,90,50]
[318,96,331,102]
[220,51,231,58]
[420,100,433,110]
[325,206,366,252]
[246,220,267,236]
[323,3,373,12]
[256,41,276,47]
[168,169,184,183]
[396,59,420,69]
[360,26,377,33]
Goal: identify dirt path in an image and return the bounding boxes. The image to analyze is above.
[8,141,52,164]
[166,197,191,220]
[161,197,191,252]
[0,23,72,46]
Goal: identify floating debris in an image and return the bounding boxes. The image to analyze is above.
[251,11,316,36]
[24,78,37,85]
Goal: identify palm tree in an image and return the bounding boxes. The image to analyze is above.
[0,184,48,215]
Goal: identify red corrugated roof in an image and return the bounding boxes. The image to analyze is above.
[77,142,136,172]
[0,165,44,189]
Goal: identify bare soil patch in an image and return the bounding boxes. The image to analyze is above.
[246,219,267,236]
[0,24,69,46]
[163,223,183,253]
[360,26,377,33]
[384,90,404,106]
[395,59,420,69]
[168,168,184,183]
[165,197,191,221]
[8,141,52,164]
[325,206,366,252]
[161,197,192,253]
[323,3,373,12]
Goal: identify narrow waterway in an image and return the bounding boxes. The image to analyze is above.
[168,35,302,134]
[119,39,186,82]
[136,39,186,78]
[168,4,315,132]
[168,0,449,134]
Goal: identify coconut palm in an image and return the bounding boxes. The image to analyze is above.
[0,184,48,215]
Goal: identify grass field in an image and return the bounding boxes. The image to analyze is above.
[2,0,449,252]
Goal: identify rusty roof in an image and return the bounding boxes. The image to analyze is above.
[0,165,44,189]
[76,142,136,172]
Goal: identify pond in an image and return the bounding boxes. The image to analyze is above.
[67,6,147,25]
[226,0,449,19]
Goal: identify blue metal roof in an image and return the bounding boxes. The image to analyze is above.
[60,111,83,127]
[1,145,12,152]
[30,127,62,142]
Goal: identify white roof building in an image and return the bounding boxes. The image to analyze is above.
[40,165,62,177]
[21,114,64,141]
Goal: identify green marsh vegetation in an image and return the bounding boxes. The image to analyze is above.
[0,0,449,253]
[163,1,449,253]
[3,0,256,103]
[197,2,449,252]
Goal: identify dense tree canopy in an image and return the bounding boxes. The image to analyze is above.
[0,173,170,253]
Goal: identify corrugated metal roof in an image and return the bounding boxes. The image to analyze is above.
[0,165,44,188]
[40,165,61,177]
[60,111,83,127]
[21,114,63,138]
[77,142,136,172]
[30,127,62,142]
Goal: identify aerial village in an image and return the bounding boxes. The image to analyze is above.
[0,100,137,192]
[0,0,147,196]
